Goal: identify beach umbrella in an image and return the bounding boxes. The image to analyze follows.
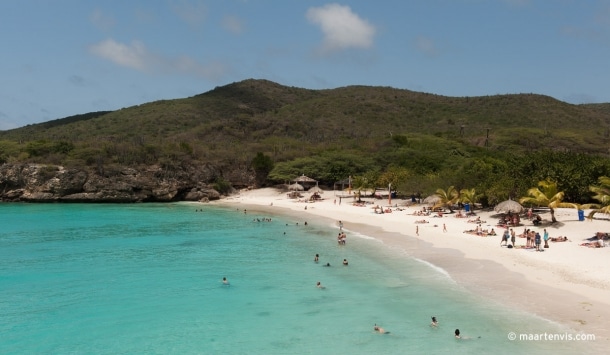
[309,185,324,194]
[294,174,317,184]
[288,183,304,191]
[423,195,441,205]
[494,199,524,214]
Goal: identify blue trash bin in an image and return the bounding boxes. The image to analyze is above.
[464,203,470,212]
[578,210,585,221]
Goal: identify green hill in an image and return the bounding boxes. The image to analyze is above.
[1,79,610,202]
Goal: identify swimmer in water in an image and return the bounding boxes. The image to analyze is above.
[343,259,348,266]
[431,316,438,327]
[373,324,387,334]
[455,329,460,339]
[316,281,325,289]
[222,277,230,285]
[314,254,319,262]
[323,262,331,267]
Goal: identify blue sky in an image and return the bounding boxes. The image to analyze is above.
[1,0,609,130]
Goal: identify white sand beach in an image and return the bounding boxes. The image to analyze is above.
[215,188,610,345]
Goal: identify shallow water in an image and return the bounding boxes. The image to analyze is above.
[0,203,593,354]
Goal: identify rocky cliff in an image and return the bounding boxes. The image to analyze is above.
[0,163,250,202]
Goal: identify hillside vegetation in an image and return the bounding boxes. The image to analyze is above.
[1,79,610,203]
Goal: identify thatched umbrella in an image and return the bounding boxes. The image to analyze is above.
[288,183,304,191]
[309,185,324,194]
[294,174,317,184]
[494,199,524,214]
[423,195,441,205]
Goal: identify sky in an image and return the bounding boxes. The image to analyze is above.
[1,0,610,130]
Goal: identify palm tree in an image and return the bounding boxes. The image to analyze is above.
[459,188,481,212]
[519,179,578,223]
[352,174,376,202]
[433,186,459,212]
[583,176,610,219]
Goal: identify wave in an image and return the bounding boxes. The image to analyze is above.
[412,257,456,283]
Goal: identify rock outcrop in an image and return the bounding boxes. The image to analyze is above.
[0,163,241,202]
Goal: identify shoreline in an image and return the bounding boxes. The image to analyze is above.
[213,188,610,345]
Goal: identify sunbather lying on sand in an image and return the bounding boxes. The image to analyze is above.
[580,241,604,248]
[550,236,569,242]
[415,219,429,224]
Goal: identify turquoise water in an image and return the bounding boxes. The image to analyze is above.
[0,203,591,354]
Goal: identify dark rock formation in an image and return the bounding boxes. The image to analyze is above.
[0,163,242,202]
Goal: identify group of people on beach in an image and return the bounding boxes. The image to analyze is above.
[519,228,548,251]
[580,232,607,248]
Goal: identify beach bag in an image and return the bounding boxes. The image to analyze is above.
[507,244,513,249]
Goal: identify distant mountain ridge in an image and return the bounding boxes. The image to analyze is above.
[3,79,609,151]
[1,79,610,203]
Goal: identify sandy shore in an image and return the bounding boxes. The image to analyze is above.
[213,188,610,344]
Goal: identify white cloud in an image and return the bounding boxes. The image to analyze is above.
[89,39,149,71]
[171,0,208,29]
[222,15,244,34]
[306,3,376,54]
[89,38,229,80]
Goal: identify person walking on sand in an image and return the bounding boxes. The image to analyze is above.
[501,229,509,246]
[535,232,542,251]
[443,223,447,233]
[416,225,419,236]
[510,228,516,247]
[543,229,549,248]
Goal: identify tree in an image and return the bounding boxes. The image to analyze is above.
[459,188,481,211]
[352,172,378,202]
[251,152,274,187]
[434,186,459,212]
[519,179,578,223]
[378,166,410,198]
[583,176,610,219]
